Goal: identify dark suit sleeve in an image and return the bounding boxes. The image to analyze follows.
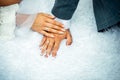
[52,0,79,20]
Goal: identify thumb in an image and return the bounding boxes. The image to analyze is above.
[66,30,73,46]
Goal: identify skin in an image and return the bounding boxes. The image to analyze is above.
[1,0,65,38]
[1,0,72,58]
[0,0,21,6]
[40,29,73,57]
[17,13,66,37]
[31,13,66,37]
[17,13,69,57]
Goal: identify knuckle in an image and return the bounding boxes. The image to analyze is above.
[48,43,51,46]
[42,23,46,27]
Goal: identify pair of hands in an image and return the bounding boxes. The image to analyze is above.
[0,0,72,57]
[40,29,72,57]
[31,13,72,57]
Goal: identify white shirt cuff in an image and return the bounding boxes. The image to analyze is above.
[55,18,71,29]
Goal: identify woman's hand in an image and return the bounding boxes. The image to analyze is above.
[31,13,66,37]
[0,0,21,6]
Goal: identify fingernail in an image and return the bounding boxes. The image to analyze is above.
[62,29,66,31]
[40,53,43,56]
[59,32,64,34]
[45,55,48,58]
[52,53,57,57]
[52,55,56,58]
[51,35,54,37]
[46,53,49,56]
[66,43,70,46]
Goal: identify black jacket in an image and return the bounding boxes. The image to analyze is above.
[52,0,120,31]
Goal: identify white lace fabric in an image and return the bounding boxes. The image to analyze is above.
[0,4,19,40]
[16,13,37,28]
[0,3,37,40]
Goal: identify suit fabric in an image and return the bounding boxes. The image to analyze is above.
[52,0,120,31]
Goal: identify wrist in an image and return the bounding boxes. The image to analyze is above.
[50,12,71,29]
[55,18,71,29]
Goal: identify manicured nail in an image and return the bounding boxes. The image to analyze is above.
[40,53,43,56]
[51,35,54,37]
[45,55,48,58]
[62,29,66,31]
[66,43,70,46]
[52,15,55,18]
[59,32,64,34]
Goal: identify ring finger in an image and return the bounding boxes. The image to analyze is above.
[45,22,65,32]
[44,26,64,34]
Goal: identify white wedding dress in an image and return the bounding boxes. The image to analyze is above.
[0,0,120,80]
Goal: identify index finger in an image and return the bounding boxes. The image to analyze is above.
[42,13,55,19]
[46,18,64,28]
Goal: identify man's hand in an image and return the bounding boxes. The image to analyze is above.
[31,13,66,38]
[40,29,72,57]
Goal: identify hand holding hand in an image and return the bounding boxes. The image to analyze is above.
[40,29,72,57]
[31,13,66,37]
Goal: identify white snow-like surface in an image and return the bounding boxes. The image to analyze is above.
[0,0,120,80]
[0,4,19,40]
